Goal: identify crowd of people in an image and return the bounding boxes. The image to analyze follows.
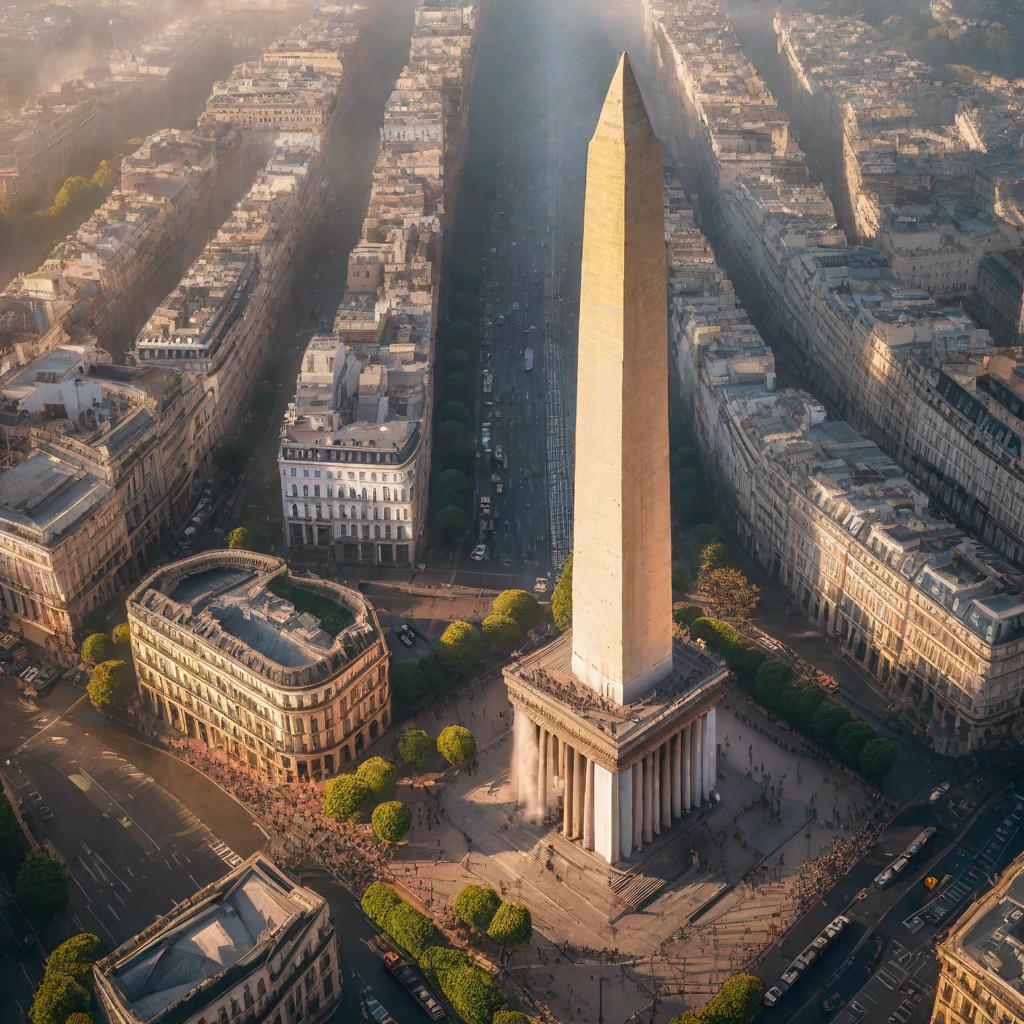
[166,735,392,893]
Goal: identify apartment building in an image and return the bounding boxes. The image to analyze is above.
[94,854,342,1024]
[931,849,1024,1024]
[665,179,1024,755]
[279,0,482,567]
[127,550,390,782]
[643,0,1024,572]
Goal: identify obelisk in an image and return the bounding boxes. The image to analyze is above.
[571,52,673,706]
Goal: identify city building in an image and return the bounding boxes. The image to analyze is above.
[504,55,726,865]
[664,177,1024,754]
[127,550,390,782]
[94,853,342,1024]
[931,849,1024,1024]
[278,0,481,567]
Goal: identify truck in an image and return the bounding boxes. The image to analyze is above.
[524,347,534,371]
[382,952,445,1020]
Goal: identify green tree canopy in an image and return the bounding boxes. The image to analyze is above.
[834,721,876,767]
[700,972,764,1024]
[355,756,397,798]
[673,605,704,626]
[491,590,543,631]
[213,437,250,477]
[431,505,469,545]
[80,633,112,665]
[685,523,724,563]
[361,881,401,928]
[858,737,898,785]
[811,701,853,744]
[437,725,476,767]
[384,901,441,958]
[0,792,22,878]
[87,660,133,715]
[443,961,505,1024]
[16,855,69,926]
[492,1012,534,1024]
[445,372,470,398]
[697,541,728,575]
[64,1014,95,1024]
[697,566,760,619]
[111,622,130,647]
[437,419,466,447]
[45,932,102,989]
[435,621,484,677]
[227,526,250,549]
[322,774,368,822]
[481,612,521,651]
[487,901,532,950]
[27,974,89,1024]
[440,400,473,426]
[551,554,573,632]
[454,883,501,932]
[371,801,411,844]
[398,728,433,772]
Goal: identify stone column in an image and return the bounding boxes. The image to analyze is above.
[689,719,700,808]
[642,754,654,845]
[593,763,620,865]
[700,713,710,802]
[537,727,548,815]
[684,724,692,811]
[574,750,586,839]
[705,707,716,798]
[548,732,559,809]
[583,759,595,851]
[618,769,633,862]
[660,740,671,829]
[652,745,662,837]
[513,710,539,814]
[563,744,574,837]
[632,761,643,852]
[671,731,682,819]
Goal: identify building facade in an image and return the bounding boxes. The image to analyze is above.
[94,854,342,1024]
[931,850,1024,1024]
[127,550,390,782]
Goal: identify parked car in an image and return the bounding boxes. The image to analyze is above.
[763,983,787,1007]
[402,624,421,643]
[928,782,951,804]
[470,544,488,562]
[395,628,415,649]
[533,577,548,594]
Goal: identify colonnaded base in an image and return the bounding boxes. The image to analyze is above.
[504,631,726,865]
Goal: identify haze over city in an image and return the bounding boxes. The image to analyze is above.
[1,2,1024,1024]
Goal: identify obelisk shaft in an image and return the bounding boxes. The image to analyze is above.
[571,53,673,706]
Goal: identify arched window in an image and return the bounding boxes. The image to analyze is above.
[349,487,356,499]
[291,484,298,496]
[302,485,309,497]
[361,487,367,500]
[383,507,391,520]
[374,524,381,538]
[350,505,356,519]
[291,504,298,518]
[397,525,405,539]
[372,488,377,502]
[383,487,391,501]
[385,524,392,539]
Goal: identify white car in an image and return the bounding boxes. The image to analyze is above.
[928,781,951,804]
[470,544,488,562]
[763,984,787,1007]
[533,577,548,594]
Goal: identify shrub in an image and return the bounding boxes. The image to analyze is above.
[80,633,112,665]
[437,725,476,767]
[454,884,501,931]
[398,728,433,772]
[689,616,743,651]
[834,721,876,767]
[491,590,542,631]
[551,554,573,632]
[858,737,899,785]
[27,975,89,1024]
[481,613,521,651]
[371,801,411,844]
[323,774,368,822]
[227,526,250,549]
[673,605,704,626]
[361,881,401,928]
[487,902,532,950]
[435,621,484,677]
[111,622,130,647]
[385,901,441,959]
[16,855,69,925]
[355,756,397,798]
[86,660,133,715]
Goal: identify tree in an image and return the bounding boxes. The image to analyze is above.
[440,400,473,426]
[445,962,505,1024]
[87,660,132,715]
[45,933,102,989]
[15,855,69,925]
[361,881,401,928]
[80,633,112,665]
[481,612,521,651]
[227,526,250,549]
[454,884,500,931]
[435,621,484,677]
[371,801,411,844]
[322,774,368,822]
[686,523,723,563]
[697,566,760,619]
[432,505,469,545]
[65,1015,95,1024]
[551,554,573,632]
[384,901,441,958]
[697,541,728,575]
[27,975,89,1024]
[491,590,542,631]
[673,605,704,626]
[355,756,397,798]
[700,972,764,1024]
[672,564,692,596]
[834,721,876,767]
[213,438,249,476]
[398,728,433,772]
[858,737,898,785]
[0,792,23,878]
[811,701,852,745]
[437,420,466,447]
[487,901,532,950]
[111,622,130,648]
[493,1013,534,1024]
[437,725,476,767]
[752,659,795,706]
